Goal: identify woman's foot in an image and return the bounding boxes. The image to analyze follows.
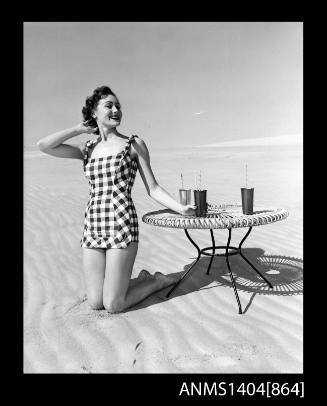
[137,270,177,290]
[138,269,154,281]
[154,272,178,289]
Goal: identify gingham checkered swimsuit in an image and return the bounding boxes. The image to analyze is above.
[81,135,139,249]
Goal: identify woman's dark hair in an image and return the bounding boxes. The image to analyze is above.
[82,86,117,134]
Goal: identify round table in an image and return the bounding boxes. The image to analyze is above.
[142,203,289,314]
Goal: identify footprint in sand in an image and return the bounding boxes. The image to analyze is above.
[81,365,93,373]
[132,341,143,367]
[78,291,88,302]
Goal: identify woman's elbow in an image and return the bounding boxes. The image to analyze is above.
[36,140,48,152]
[36,140,43,150]
[149,184,159,197]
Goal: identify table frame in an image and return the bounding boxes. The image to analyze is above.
[166,226,273,314]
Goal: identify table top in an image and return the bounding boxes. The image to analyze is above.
[142,203,289,230]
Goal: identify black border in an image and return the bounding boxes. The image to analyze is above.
[19,16,305,400]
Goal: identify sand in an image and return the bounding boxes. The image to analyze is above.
[24,140,303,373]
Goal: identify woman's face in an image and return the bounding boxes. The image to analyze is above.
[93,94,122,129]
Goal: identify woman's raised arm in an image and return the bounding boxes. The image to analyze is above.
[131,137,196,216]
[36,122,96,160]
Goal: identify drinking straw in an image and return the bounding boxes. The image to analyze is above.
[181,173,184,189]
[246,164,248,188]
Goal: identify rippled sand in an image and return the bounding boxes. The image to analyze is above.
[24,144,303,373]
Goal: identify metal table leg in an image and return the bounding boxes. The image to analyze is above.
[206,229,216,275]
[225,228,243,314]
[166,226,273,315]
[238,227,273,289]
[166,229,201,298]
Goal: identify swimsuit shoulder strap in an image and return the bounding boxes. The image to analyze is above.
[123,134,139,151]
[83,138,99,165]
[128,134,139,147]
[129,134,139,142]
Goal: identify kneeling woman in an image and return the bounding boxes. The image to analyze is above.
[37,85,196,313]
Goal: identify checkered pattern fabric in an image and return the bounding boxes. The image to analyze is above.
[81,135,139,249]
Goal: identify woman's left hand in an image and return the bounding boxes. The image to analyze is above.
[179,204,197,216]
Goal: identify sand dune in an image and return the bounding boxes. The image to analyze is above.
[24,145,302,373]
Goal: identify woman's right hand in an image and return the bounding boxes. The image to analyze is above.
[76,120,98,134]
[178,204,197,216]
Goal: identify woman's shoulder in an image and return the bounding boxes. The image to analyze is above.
[131,135,148,149]
[77,138,98,155]
[131,134,146,146]
[78,139,90,150]
[130,135,149,159]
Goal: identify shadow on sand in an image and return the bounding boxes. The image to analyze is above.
[128,248,303,314]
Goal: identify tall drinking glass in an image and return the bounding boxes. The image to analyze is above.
[194,190,207,217]
[179,189,192,205]
[241,188,254,215]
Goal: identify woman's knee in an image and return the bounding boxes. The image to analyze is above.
[103,296,125,313]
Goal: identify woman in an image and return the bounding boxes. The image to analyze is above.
[37,85,196,313]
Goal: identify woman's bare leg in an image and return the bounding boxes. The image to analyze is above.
[103,242,176,313]
[83,247,106,309]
